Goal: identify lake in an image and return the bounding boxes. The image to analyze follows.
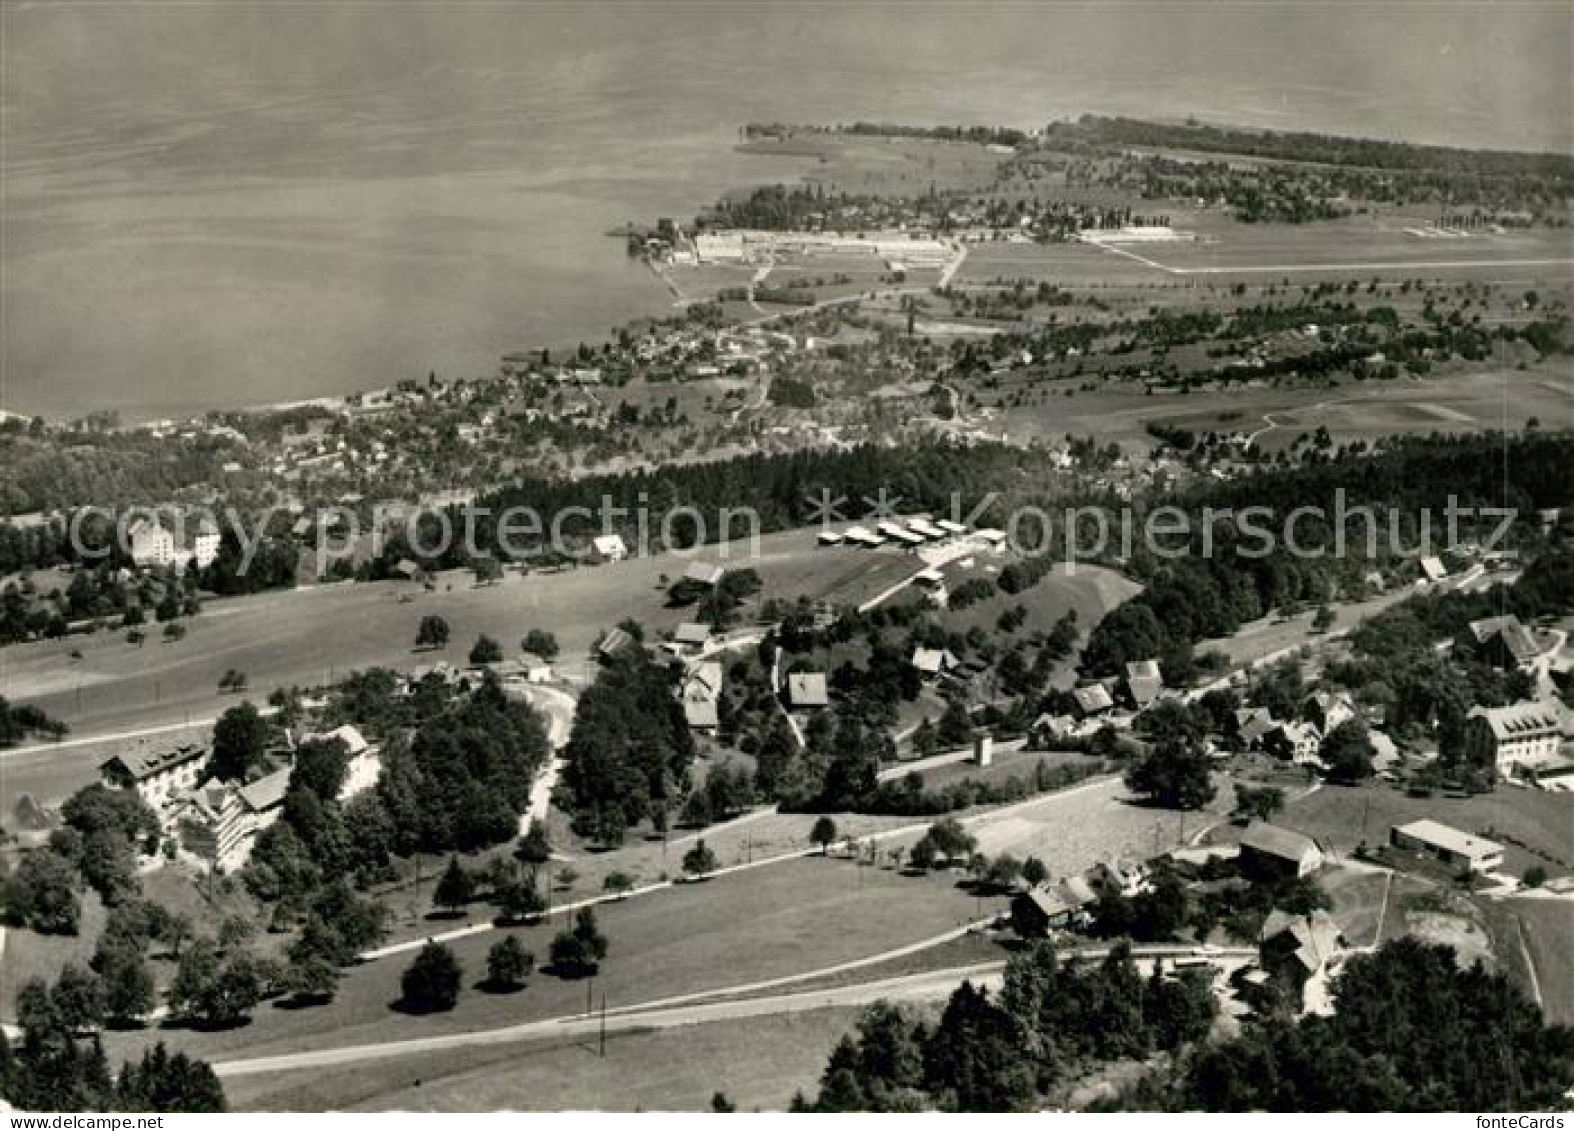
[3,2,1569,420]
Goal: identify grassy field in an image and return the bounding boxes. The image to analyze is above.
[229,1006,865,1112]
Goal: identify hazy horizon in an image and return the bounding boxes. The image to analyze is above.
[4,1,1571,420]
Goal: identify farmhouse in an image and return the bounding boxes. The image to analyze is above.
[1463,700,1563,771]
[127,516,221,571]
[913,568,948,605]
[1238,821,1324,879]
[1088,858,1147,897]
[786,672,830,710]
[1419,556,1448,583]
[517,654,554,683]
[1032,713,1078,740]
[1390,819,1505,873]
[100,744,207,817]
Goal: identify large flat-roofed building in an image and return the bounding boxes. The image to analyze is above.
[1464,700,1562,772]
[1390,819,1505,873]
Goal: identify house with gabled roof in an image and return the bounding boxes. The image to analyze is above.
[1456,615,1543,672]
[683,661,725,703]
[1301,690,1355,734]
[1234,707,1277,750]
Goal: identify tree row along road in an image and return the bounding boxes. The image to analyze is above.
[213,944,1254,1079]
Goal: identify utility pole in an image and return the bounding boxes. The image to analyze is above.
[599,993,607,1057]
